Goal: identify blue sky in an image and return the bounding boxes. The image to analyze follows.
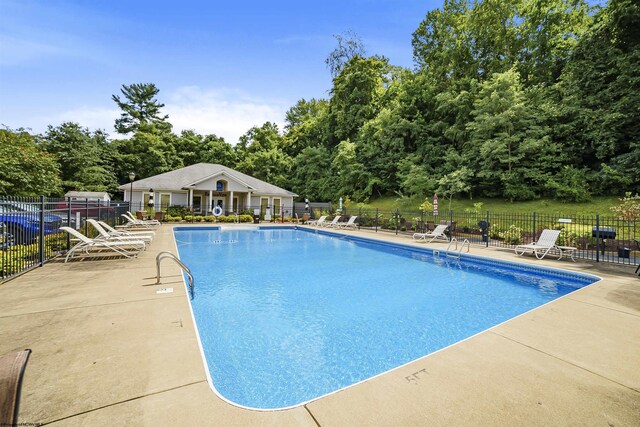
[0,0,437,144]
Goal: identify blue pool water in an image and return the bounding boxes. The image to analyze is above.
[174,227,598,409]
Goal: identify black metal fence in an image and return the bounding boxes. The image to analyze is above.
[1,196,131,281]
[2,196,638,282]
[332,207,640,267]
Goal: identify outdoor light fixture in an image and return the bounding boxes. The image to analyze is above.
[148,188,155,207]
[128,172,135,211]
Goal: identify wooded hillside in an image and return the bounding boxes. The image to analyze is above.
[2,0,638,203]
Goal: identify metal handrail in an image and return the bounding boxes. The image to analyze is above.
[155,251,194,299]
[446,238,470,258]
[446,237,459,252]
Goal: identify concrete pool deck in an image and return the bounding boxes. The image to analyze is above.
[0,224,638,426]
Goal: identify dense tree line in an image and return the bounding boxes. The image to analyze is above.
[1,0,638,203]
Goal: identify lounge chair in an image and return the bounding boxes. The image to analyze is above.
[87,219,153,245]
[60,227,146,262]
[514,229,561,260]
[98,221,155,239]
[323,216,342,228]
[120,213,160,228]
[338,216,358,230]
[413,224,449,243]
[126,211,161,226]
[307,215,327,227]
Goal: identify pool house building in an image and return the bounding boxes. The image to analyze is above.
[119,163,298,217]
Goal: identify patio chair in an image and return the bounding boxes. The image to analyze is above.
[514,229,561,260]
[413,224,449,243]
[307,215,327,227]
[60,227,147,262]
[323,216,342,228]
[98,221,155,239]
[120,213,160,229]
[87,219,152,245]
[126,211,161,226]
[338,216,358,230]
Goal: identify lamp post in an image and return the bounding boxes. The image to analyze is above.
[128,172,135,212]
[148,188,155,209]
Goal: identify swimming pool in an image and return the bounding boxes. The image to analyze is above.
[174,226,599,410]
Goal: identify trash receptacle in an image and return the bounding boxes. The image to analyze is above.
[253,209,260,224]
[618,247,630,258]
[478,220,489,243]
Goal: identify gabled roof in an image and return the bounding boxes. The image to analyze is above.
[117,163,297,197]
[64,191,111,199]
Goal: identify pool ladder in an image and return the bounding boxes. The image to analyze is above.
[155,251,194,299]
[446,238,470,259]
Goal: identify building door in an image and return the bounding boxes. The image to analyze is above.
[273,198,281,218]
[260,197,268,218]
[160,194,171,210]
[192,195,202,213]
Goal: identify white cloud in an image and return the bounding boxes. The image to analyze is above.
[11,86,290,143]
[165,86,289,144]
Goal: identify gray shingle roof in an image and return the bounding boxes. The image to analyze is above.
[64,191,111,199]
[117,163,297,196]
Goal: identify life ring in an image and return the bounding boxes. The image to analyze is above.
[213,206,223,217]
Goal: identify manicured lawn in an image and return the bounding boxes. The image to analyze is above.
[366,196,621,215]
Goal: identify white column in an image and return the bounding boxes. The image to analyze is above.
[247,191,252,212]
[188,189,193,209]
[208,190,213,213]
[229,191,234,213]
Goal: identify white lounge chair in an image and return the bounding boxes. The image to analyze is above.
[60,227,147,262]
[87,219,153,245]
[126,211,161,226]
[514,229,561,260]
[307,215,327,226]
[98,221,155,239]
[120,212,160,229]
[338,216,358,229]
[413,224,449,243]
[323,216,342,228]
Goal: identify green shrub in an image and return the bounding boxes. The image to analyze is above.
[166,205,188,217]
[498,225,523,245]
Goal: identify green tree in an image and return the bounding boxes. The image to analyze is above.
[0,129,62,196]
[437,167,472,211]
[325,31,366,77]
[396,156,438,198]
[282,98,330,157]
[329,56,396,143]
[234,122,282,158]
[558,0,640,194]
[199,134,237,167]
[110,123,181,182]
[330,140,378,201]
[235,148,291,189]
[112,83,171,134]
[466,67,561,200]
[412,0,475,81]
[289,146,334,201]
[42,122,117,193]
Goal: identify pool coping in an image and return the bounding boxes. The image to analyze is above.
[1,222,638,425]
